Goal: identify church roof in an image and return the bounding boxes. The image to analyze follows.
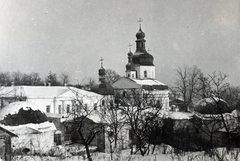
[91,82,114,95]
[112,77,168,90]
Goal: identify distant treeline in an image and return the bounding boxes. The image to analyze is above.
[0,71,69,86]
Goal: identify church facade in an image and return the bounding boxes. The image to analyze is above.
[112,22,169,110]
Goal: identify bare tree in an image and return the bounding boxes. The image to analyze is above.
[61,89,102,161]
[105,69,121,84]
[208,71,229,97]
[85,77,96,89]
[114,88,164,156]
[29,72,43,86]
[45,71,61,86]
[172,65,203,111]
[98,95,126,160]
[60,72,70,86]
[0,72,11,86]
[221,86,240,110]
[11,71,23,86]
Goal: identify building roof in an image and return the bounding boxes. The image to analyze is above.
[112,77,168,90]
[1,121,56,135]
[0,86,102,99]
[91,82,114,95]
[0,126,18,137]
[168,111,194,120]
[0,101,43,120]
[194,97,231,114]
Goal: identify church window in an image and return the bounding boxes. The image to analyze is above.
[46,105,50,113]
[144,71,147,78]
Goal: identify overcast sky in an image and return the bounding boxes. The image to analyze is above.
[0,0,239,86]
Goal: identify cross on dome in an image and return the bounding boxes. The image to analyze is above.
[137,18,143,28]
[100,57,104,68]
[128,43,132,52]
[147,48,151,53]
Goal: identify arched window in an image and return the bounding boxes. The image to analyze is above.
[144,70,147,78]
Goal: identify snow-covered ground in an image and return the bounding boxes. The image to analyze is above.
[11,145,240,161]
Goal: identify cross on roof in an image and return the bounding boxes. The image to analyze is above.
[147,48,151,53]
[137,18,143,28]
[128,43,132,51]
[100,57,104,68]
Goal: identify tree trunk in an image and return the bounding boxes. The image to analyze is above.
[85,144,92,161]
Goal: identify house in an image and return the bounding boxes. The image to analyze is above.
[0,86,103,120]
[2,122,56,154]
[0,101,57,154]
[0,126,17,161]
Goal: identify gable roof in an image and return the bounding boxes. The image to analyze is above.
[1,121,56,135]
[0,126,18,137]
[112,77,168,90]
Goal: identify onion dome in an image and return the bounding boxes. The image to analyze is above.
[98,67,105,76]
[132,52,154,66]
[136,28,145,39]
[132,27,154,66]
[138,52,154,65]
[126,51,133,71]
[194,97,231,114]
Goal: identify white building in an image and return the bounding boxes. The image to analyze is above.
[0,86,103,119]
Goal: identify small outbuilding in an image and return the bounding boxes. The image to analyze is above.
[0,126,17,161]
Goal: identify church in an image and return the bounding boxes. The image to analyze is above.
[97,20,170,110]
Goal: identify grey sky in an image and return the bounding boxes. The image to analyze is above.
[0,0,239,86]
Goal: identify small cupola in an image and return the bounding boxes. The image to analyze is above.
[98,57,106,82]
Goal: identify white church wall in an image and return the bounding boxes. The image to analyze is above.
[135,66,155,79]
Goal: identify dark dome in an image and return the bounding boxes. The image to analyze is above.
[91,82,114,95]
[132,52,154,66]
[126,51,133,70]
[126,62,131,70]
[194,97,231,114]
[98,67,105,75]
[136,28,145,39]
[128,51,133,57]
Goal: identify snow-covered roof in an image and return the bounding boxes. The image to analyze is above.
[0,86,102,99]
[0,101,43,120]
[1,121,56,135]
[194,97,231,114]
[131,78,167,86]
[168,112,194,120]
[112,77,168,90]
[61,111,102,124]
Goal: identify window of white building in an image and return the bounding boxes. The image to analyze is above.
[58,105,61,114]
[66,104,70,113]
[144,70,147,78]
[46,105,50,113]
